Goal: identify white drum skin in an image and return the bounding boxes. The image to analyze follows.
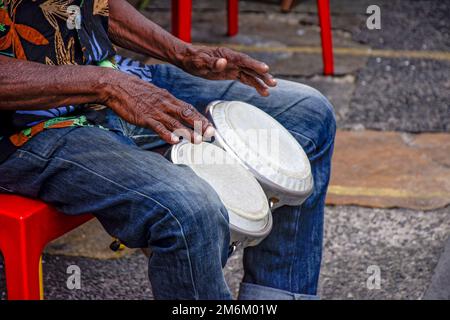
[168,141,273,248]
[206,100,314,209]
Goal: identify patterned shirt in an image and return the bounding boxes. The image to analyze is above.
[0,0,116,128]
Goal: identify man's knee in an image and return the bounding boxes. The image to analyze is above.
[147,175,230,255]
[277,80,336,153]
[305,85,336,144]
[176,185,230,244]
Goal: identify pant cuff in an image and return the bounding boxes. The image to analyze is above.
[238,282,319,300]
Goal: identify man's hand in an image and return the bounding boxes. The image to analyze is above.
[108,1,276,96]
[177,46,277,97]
[101,70,214,145]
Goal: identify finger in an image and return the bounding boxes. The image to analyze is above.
[230,50,270,75]
[155,89,214,142]
[238,72,270,97]
[157,112,202,144]
[144,118,179,144]
[169,100,213,136]
[243,68,277,87]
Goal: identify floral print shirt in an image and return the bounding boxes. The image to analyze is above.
[0,0,116,128]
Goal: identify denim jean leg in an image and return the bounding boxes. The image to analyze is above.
[237,80,336,299]
[0,125,232,299]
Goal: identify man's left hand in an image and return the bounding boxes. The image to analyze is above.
[178,45,277,96]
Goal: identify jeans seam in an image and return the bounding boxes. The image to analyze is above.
[288,130,318,153]
[309,128,335,162]
[288,206,302,292]
[16,149,200,299]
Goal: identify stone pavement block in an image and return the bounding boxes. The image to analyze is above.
[343,58,450,132]
[320,206,450,300]
[327,130,450,210]
[424,237,450,300]
[41,252,152,300]
[351,0,450,51]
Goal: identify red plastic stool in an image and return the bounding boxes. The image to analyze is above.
[0,194,92,300]
[171,0,239,43]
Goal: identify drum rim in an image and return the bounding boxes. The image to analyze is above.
[206,100,314,197]
[229,207,273,239]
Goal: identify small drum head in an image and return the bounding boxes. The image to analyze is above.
[206,100,313,207]
[170,141,272,246]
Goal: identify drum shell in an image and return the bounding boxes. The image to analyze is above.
[258,177,314,210]
[230,210,273,247]
[206,101,314,209]
[166,142,273,247]
[210,137,313,209]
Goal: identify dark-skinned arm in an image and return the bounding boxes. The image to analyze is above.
[0,55,212,144]
[108,0,277,96]
[0,55,109,111]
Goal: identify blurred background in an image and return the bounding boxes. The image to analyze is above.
[1,0,449,300]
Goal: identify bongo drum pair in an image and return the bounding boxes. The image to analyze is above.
[167,101,313,248]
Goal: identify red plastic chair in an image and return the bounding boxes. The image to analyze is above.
[171,0,334,75]
[171,0,239,43]
[316,0,334,75]
[0,194,92,300]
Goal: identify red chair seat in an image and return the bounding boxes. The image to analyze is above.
[0,194,92,300]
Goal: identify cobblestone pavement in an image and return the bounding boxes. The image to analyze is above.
[1,0,449,300]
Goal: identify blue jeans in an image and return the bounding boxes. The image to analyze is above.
[0,62,336,300]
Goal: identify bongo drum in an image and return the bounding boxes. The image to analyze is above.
[206,100,313,209]
[168,141,273,247]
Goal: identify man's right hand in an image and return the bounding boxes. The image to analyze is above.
[99,69,214,144]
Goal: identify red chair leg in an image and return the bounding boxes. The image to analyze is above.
[2,249,43,300]
[172,0,192,43]
[0,220,43,300]
[227,0,239,36]
[317,0,334,75]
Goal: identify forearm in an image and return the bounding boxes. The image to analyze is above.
[0,55,110,111]
[108,0,189,66]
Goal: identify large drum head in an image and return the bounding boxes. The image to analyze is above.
[170,141,272,246]
[207,100,313,207]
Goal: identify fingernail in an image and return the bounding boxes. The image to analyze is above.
[194,134,203,144]
[203,126,215,141]
[171,133,180,143]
